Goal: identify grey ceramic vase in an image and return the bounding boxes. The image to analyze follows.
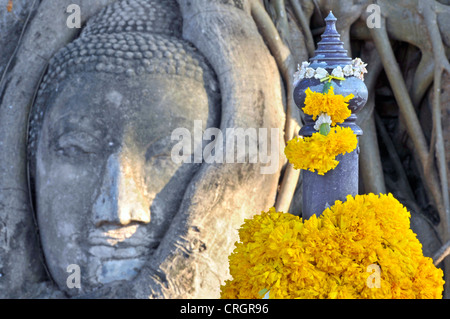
[293,11,368,219]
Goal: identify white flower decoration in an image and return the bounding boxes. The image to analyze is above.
[314,113,332,131]
[353,69,363,81]
[292,58,367,86]
[343,64,353,77]
[293,62,313,85]
[352,58,365,67]
[301,61,311,69]
[305,67,315,78]
[314,67,328,80]
[351,58,368,81]
[331,66,344,78]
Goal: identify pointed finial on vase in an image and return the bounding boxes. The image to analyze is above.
[309,11,352,70]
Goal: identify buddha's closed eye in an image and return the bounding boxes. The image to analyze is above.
[55,131,104,158]
[144,136,173,162]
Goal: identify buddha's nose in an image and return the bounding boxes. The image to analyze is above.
[92,151,151,227]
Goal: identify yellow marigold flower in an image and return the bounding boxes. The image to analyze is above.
[303,87,353,125]
[220,194,445,299]
[284,126,357,175]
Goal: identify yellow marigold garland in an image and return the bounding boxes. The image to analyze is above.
[220,193,445,299]
[284,126,357,175]
[284,85,357,175]
[303,86,353,125]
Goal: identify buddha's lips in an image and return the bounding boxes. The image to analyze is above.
[87,223,156,253]
[88,245,148,260]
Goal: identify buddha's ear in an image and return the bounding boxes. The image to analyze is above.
[0,0,115,297]
[125,0,287,298]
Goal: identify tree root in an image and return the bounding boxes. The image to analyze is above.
[420,0,450,241]
[375,113,417,203]
[355,40,385,195]
[251,0,301,212]
[275,162,301,212]
[369,16,449,240]
[268,0,291,43]
[360,109,386,195]
[289,0,315,57]
[433,240,450,266]
[251,0,299,143]
[411,52,434,108]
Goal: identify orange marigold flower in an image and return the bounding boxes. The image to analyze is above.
[303,87,353,125]
[220,194,445,299]
[284,126,357,175]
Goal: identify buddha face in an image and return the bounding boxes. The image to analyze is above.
[34,71,213,295]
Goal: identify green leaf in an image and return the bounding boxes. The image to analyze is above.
[319,123,331,136]
[258,288,269,297]
[322,81,333,93]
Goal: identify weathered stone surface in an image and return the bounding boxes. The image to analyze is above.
[0,0,34,76]
[0,0,285,298]
[2,0,444,299]
[0,0,120,298]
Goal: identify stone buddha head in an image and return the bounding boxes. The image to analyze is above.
[27,0,220,295]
